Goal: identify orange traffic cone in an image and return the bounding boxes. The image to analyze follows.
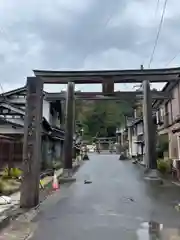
[52,172,59,191]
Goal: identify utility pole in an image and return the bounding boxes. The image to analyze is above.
[142,80,160,181]
[20,77,43,208]
[63,82,75,176]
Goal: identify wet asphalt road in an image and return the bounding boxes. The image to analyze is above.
[31,153,180,239]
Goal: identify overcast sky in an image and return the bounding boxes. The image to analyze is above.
[0,0,179,92]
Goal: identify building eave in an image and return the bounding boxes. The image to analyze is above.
[0,86,26,98]
[0,86,50,102]
[153,81,178,109]
[0,102,25,116]
[0,116,24,128]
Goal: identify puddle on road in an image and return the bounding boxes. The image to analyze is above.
[137,221,180,239]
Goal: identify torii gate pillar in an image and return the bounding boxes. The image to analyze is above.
[20,77,43,208]
[63,82,75,178]
[142,80,161,182]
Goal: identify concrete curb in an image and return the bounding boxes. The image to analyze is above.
[0,184,53,232]
[0,161,83,232]
[172,181,180,187]
[134,160,180,186]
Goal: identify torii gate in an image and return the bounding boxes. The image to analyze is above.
[20,67,180,208]
[91,137,116,150]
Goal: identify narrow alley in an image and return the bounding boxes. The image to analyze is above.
[31,154,180,239]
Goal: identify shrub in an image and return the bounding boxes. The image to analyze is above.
[0,180,5,193]
[2,167,11,178]
[10,168,22,178]
[2,167,22,179]
[157,159,171,174]
[156,148,164,158]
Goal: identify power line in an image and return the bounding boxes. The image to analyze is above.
[141,0,161,68]
[148,0,168,68]
[165,50,180,67]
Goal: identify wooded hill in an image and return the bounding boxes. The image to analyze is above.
[75,99,134,141]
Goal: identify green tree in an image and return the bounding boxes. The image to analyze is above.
[75,99,134,140]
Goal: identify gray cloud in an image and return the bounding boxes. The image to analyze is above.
[0,0,180,92]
